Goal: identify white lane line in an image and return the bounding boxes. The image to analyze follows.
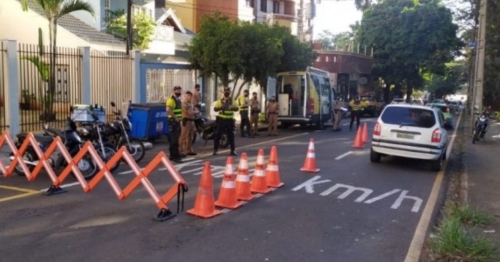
[39,182,81,192]
[335,151,353,160]
[118,158,197,175]
[404,113,462,262]
[219,187,278,214]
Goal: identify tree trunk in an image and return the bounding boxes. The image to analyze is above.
[230,78,239,99]
[235,81,249,99]
[42,17,57,122]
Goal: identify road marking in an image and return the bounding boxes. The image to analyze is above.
[292,176,332,194]
[335,151,353,160]
[118,158,196,175]
[0,185,40,203]
[404,113,462,262]
[39,182,81,192]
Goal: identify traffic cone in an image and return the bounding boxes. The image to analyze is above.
[235,153,255,201]
[215,157,243,209]
[352,126,365,149]
[300,139,320,173]
[266,146,284,188]
[251,149,271,194]
[187,162,222,218]
[361,122,369,143]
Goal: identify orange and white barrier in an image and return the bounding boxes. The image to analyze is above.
[235,153,254,201]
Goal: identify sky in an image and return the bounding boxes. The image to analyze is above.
[313,0,363,38]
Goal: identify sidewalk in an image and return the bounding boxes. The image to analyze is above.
[464,119,500,238]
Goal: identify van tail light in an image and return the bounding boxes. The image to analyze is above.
[307,98,314,114]
[446,107,450,113]
[373,122,381,136]
[431,128,441,143]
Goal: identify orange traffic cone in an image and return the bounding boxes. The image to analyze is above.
[235,153,255,201]
[187,162,222,218]
[251,149,271,194]
[300,139,320,173]
[361,122,369,143]
[266,146,284,188]
[215,157,243,209]
[352,126,365,148]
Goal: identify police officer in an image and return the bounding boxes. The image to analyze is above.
[349,96,362,131]
[250,92,260,136]
[166,86,183,163]
[213,87,239,156]
[238,90,252,138]
[267,96,278,136]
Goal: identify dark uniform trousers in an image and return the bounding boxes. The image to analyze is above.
[240,110,251,136]
[215,118,235,152]
[169,120,181,159]
[350,110,361,130]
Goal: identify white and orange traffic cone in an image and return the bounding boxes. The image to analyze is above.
[266,146,284,188]
[215,157,243,209]
[300,138,320,173]
[187,162,222,218]
[352,126,364,149]
[250,149,271,194]
[235,153,255,201]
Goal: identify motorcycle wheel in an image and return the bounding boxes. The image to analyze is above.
[118,139,145,163]
[14,148,36,176]
[220,134,229,149]
[95,143,120,172]
[68,147,99,181]
[472,130,478,144]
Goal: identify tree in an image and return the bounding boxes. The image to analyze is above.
[426,62,468,99]
[21,0,95,121]
[357,0,462,100]
[483,0,500,109]
[316,23,360,51]
[105,9,155,50]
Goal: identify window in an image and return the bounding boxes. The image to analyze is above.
[149,9,153,19]
[381,107,436,128]
[260,0,267,12]
[333,56,337,63]
[316,56,321,62]
[247,0,254,7]
[273,1,280,13]
[325,56,329,62]
[104,0,110,21]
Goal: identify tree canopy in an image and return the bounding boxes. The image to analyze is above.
[357,0,462,98]
[484,0,500,108]
[105,9,155,50]
[187,12,316,97]
[316,23,360,51]
[425,61,468,99]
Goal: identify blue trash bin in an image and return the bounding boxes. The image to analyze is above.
[127,103,169,140]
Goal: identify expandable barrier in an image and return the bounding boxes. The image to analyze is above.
[0,130,187,221]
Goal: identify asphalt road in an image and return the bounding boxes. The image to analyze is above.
[0,116,457,262]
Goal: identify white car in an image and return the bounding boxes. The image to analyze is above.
[370,103,452,171]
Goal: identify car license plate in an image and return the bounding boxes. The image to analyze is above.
[396,133,414,139]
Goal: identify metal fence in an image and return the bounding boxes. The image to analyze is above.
[91,50,133,119]
[18,44,82,132]
[146,69,196,102]
[0,43,7,130]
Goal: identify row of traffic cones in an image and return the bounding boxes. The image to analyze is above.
[187,146,284,219]
[352,122,370,148]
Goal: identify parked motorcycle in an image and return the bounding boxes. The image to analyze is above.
[192,113,230,149]
[472,112,489,144]
[10,116,99,180]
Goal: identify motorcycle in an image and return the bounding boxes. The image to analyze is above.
[472,112,489,144]
[192,113,230,149]
[101,102,145,163]
[10,116,99,180]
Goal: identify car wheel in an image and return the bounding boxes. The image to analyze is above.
[370,148,381,163]
[430,154,443,171]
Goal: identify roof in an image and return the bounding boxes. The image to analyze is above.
[24,1,124,46]
[385,103,432,110]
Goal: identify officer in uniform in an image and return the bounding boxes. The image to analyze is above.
[349,96,362,131]
[213,87,239,156]
[250,92,260,136]
[166,86,183,163]
[266,96,278,136]
[238,90,252,138]
[179,91,197,156]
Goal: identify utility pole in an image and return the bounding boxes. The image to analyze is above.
[297,0,304,42]
[473,0,487,115]
[126,0,133,55]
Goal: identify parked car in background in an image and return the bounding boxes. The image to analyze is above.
[426,103,453,128]
[412,99,424,105]
[432,99,446,104]
[391,98,406,104]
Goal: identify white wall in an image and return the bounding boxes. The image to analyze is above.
[0,0,93,47]
[238,0,255,22]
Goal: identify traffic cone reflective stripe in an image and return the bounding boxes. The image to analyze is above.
[235,153,255,201]
[251,149,271,194]
[266,146,284,188]
[352,127,365,148]
[187,162,222,218]
[215,157,243,209]
[361,122,369,143]
[300,138,320,173]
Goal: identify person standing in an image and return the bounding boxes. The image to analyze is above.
[250,92,260,136]
[332,98,343,132]
[267,96,278,136]
[238,90,252,138]
[349,96,362,131]
[166,86,183,163]
[213,87,239,156]
[179,91,197,156]
[192,84,202,111]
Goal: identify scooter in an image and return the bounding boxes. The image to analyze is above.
[472,112,489,144]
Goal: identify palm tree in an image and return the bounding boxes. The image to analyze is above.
[20,0,95,121]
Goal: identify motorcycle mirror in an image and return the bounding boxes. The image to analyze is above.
[69,105,74,113]
[110,101,116,107]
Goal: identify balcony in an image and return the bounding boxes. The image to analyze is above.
[154,25,174,42]
[273,13,297,21]
[142,25,175,55]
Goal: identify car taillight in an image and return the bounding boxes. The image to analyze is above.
[374,122,381,136]
[307,98,314,114]
[446,107,450,113]
[431,128,441,143]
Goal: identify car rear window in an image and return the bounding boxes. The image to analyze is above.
[381,107,436,128]
[435,106,449,113]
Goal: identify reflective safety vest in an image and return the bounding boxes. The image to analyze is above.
[168,96,182,119]
[350,100,362,111]
[219,99,234,119]
[238,95,249,112]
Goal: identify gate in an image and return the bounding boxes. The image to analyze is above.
[140,62,195,103]
[0,43,7,129]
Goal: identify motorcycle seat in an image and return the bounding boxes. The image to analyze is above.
[17,132,54,144]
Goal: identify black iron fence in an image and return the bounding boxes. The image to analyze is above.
[0,43,7,130]
[90,50,133,120]
[18,44,82,132]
